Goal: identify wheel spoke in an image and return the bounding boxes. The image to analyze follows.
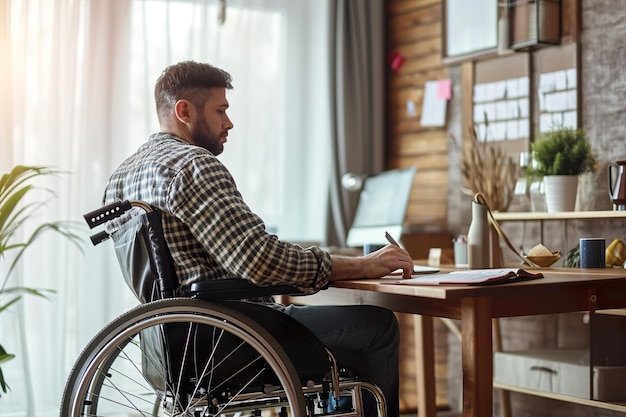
[60,299,306,417]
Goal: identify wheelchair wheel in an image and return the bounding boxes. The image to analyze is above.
[60,298,307,416]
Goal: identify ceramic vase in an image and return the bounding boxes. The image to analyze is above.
[468,197,490,269]
[543,175,579,212]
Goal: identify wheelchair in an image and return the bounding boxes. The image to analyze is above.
[59,200,386,417]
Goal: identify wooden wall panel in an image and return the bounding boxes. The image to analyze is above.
[387,0,440,15]
[385,0,449,228]
[388,4,440,29]
[389,131,448,155]
[393,154,448,171]
[389,68,444,91]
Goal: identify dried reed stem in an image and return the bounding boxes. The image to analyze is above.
[461,126,519,212]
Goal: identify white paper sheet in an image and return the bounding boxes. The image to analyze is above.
[420,81,447,127]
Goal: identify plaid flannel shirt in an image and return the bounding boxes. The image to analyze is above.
[103,132,331,295]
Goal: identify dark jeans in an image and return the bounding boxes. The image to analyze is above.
[283,304,400,417]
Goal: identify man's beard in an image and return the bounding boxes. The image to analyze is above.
[191,118,224,155]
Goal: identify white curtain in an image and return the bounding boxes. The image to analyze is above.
[0,1,330,415]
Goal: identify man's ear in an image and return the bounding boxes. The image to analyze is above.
[173,99,194,124]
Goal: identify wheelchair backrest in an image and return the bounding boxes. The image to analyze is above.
[84,201,176,303]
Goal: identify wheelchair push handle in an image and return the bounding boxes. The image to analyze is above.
[83,200,133,229]
[83,200,155,246]
[84,200,155,228]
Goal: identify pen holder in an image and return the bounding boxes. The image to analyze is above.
[454,240,469,268]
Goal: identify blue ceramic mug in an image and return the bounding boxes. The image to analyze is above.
[579,238,606,268]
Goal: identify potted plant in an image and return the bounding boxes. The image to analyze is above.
[528,125,597,212]
[0,165,82,396]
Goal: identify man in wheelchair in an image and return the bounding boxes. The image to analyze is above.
[100,61,414,417]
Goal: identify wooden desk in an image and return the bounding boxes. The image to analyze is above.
[285,268,626,417]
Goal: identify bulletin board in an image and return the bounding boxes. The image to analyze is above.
[533,43,579,132]
[465,43,578,156]
[472,53,530,156]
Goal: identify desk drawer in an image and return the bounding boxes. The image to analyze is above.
[494,349,626,401]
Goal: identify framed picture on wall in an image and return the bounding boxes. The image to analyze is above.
[443,0,498,63]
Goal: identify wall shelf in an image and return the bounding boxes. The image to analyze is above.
[492,211,626,245]
[493,210,626,221]
[494,381,626,413]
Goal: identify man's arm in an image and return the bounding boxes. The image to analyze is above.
[329,245,414,281]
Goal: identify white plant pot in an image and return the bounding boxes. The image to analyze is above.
[543,175,579,212]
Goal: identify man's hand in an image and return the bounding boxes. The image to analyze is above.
[329,244,414,281]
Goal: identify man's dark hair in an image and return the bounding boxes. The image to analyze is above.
[154,61,233,123]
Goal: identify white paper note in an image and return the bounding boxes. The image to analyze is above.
[420,81,447,127]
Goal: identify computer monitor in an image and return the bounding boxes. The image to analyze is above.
[345,166,416,248]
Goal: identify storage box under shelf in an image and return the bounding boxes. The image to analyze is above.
[494,349,626,401]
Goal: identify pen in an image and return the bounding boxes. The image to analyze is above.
[385,231,400,247]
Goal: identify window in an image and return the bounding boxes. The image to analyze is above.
[1,3,332,415]
[128,0,331,242]
[443,0,499,62]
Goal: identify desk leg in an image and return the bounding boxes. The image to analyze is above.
[413,315,436,417]
[461,298,492,417]
[493,319,511,417]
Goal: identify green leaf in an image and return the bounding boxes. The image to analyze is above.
[0,166,84,291]
[0,344,14,396]
[0,287,55,314]
[0,354,15,366]
[0,367,9,395]
[0,165,86,396]
[0,295,22,314]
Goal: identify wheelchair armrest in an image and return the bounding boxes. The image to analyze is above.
[189,279,305,301]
